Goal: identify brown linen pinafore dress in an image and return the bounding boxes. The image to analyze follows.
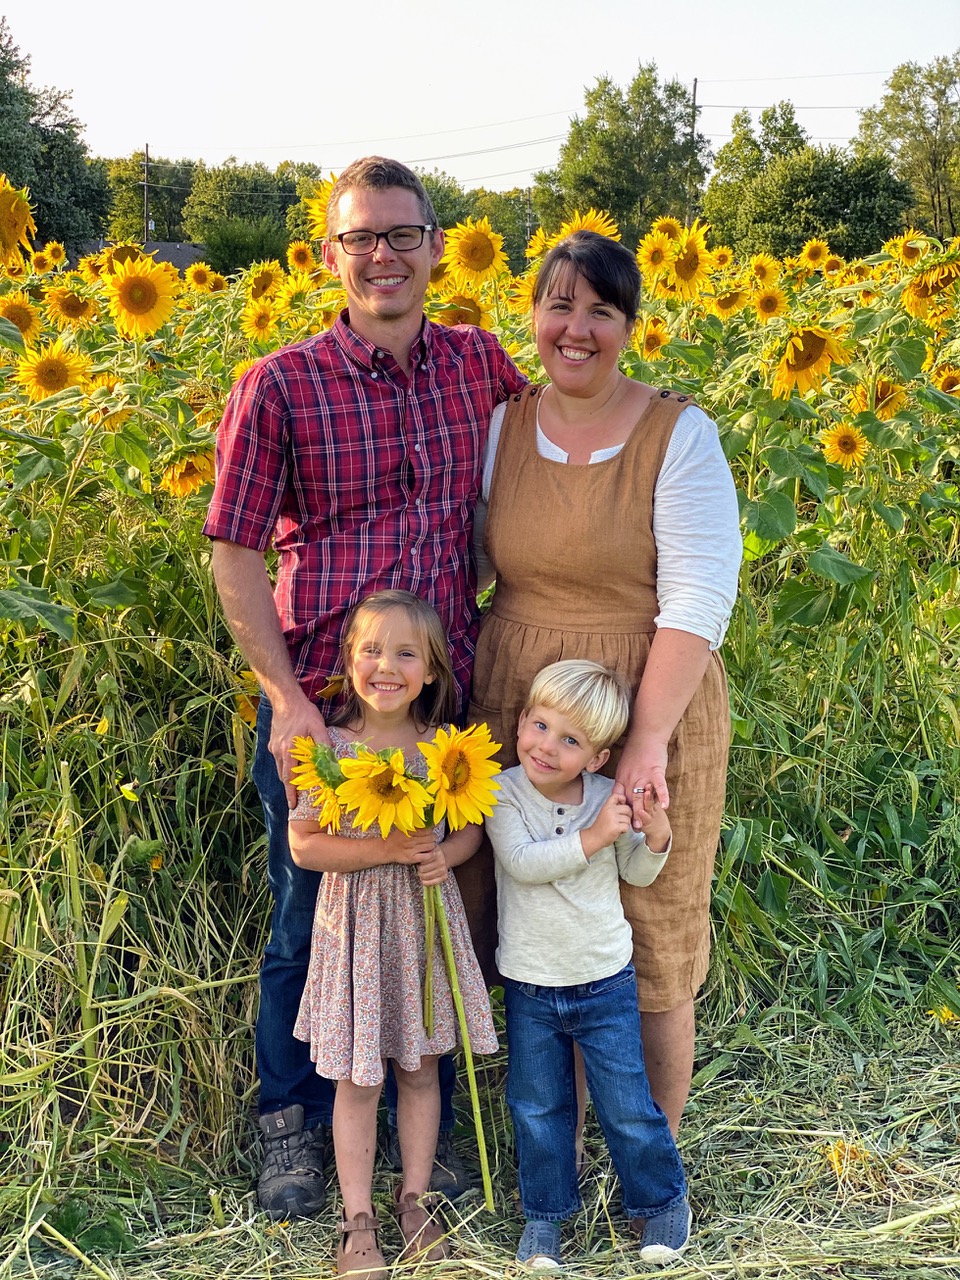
[462,384,730,1012]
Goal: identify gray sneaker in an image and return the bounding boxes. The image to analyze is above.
[516,1220,562,1270]
[257,1104,326,1220]
[639,1198,692,1265]
[384,1127,473,1200]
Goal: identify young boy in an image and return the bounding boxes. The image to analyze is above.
[486,660,691,1269]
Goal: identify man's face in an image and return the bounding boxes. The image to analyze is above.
[322,186,444,337]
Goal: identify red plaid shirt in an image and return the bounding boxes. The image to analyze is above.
[203,314,525,707]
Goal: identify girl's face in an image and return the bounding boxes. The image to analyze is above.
[533,272,633,399]
[345,608,435,717]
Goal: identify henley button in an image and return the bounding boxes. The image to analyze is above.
[557,808,565,815]
[555,826,563,835]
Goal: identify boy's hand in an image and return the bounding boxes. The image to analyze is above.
[632,785,672,854]
[415,845,448,886]
[580,784,634,857]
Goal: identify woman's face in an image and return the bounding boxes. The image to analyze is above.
[533,272,634,398]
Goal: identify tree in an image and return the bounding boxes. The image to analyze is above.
[0,18,109,251]
[857,52,960,239]
[417,169,474,231]
[703,103,808,247]
[532,63,711,247]
[181,160,299,244]
[736,146,913,259]
[203,216,290,275]
[106,153,197,242]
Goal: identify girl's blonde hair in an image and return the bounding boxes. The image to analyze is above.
[329,590,459,730]
[525,659,631,750]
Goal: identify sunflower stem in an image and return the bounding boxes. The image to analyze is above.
[422,886,435,1037]
[431,883,494,1212]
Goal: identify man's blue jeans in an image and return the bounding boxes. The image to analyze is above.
[504,964,687,1221]
[252,696,456,1129]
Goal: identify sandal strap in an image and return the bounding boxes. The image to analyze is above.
[338,1211,379,1236]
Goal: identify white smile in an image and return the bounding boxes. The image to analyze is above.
[559,347,591,361]
[371,682,403,691]
[368,276,406,287]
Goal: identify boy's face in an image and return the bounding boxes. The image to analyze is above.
[516,703,609,800]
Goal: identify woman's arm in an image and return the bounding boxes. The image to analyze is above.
[615,626,711,819]
[289,822,438,872]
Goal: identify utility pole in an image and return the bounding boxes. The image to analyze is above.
[143,143,150,245]
[685,79,697,228]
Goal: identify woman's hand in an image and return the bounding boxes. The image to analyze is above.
[415,845,448,886]
[382,829,439,863]
[616,733,670,828]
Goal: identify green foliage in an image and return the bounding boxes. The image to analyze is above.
[417,168,475,231]
[534,62,711,246]
[704,103,809,247]
[857,51,960,239]
[468,187,532,273]
[735,146,914,258]
[105,152,197,243]
[202,215,290,274]
[0,18,109,250]
[181,159,299,244]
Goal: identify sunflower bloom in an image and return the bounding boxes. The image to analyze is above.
[288,736,344,831]
[753,285,788,322]
[100,243,144,275]
[749,253,781,285]
[665,223,713,302]
[556,209,621,242]
[933,365,960,395]
[441,217,508,287]
[634,315,670,359]
[15,337,90,402]
[246,260,285,301]
[184,261,214,291]
[234,670,261,728]
[772,325,850,398]
[706,287,748,320]
[884,229,930,266]
[304,173,339,242]
[0,290,42,343]
[102,257,177,338]
[44,241,66,267]
[506,270,538,316]
[208,272,227,293]
[0,175,37,268]
[45,283,98,331]
[433,291,494,330]
[287,241,316,273]
[525,227,551,260]
[849,378,907,421]
[636,231,676,280]
[650,215,684,241]
[240,298,278,342]
[822,253,845,278]
[77,253,105,284]
[711,245,735,270]
[30,250,52,275]
[86,374,133,430]
[337,747,433,837]
[419,724,502,830]
[158,450,216,497]
[279,270,320,311]
[821,424,869,469]
[799,239,830,271]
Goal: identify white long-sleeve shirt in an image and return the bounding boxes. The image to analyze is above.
[475,399,742,649]
[488,766,670,986]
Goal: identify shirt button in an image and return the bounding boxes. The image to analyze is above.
[557,808,565,815]
[375,349,385,358]
[414,444,421,452]
[555,826,564,835]
[371,371,378,379]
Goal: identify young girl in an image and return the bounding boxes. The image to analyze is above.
[288,590,497,1280]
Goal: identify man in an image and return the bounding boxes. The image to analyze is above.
[203,156,525,1219]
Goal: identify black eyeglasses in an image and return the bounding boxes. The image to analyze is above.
[331,225,434,255]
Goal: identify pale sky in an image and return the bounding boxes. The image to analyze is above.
[5,0,958,191]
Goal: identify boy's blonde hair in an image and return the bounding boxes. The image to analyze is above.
[525,660,631,750]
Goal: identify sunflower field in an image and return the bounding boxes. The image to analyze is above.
[1,173,959,1276]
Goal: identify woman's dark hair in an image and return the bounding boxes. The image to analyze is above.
[328,589,459,731]
[533,229,641,323]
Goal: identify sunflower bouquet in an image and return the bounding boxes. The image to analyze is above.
[289,722,502,1208]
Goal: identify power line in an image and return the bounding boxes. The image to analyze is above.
[698,70,886,83]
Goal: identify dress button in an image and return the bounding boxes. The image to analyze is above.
[557,809,565,815]
[555,826,563,835]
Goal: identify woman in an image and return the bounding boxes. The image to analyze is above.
[465,229,742,1136]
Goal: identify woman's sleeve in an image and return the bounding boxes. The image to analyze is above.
[652,405,743,649]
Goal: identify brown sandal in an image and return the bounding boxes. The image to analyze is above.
[337,1211,387,1280]
[394,1186,451,1262]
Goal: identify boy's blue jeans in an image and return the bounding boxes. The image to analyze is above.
[504,964,687,1221]
[252,696,456,1130]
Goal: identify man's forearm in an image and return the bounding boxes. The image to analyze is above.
[211,539,305,711]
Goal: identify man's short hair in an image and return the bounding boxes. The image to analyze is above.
[525,660,631,751]
[325,156,438,237]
